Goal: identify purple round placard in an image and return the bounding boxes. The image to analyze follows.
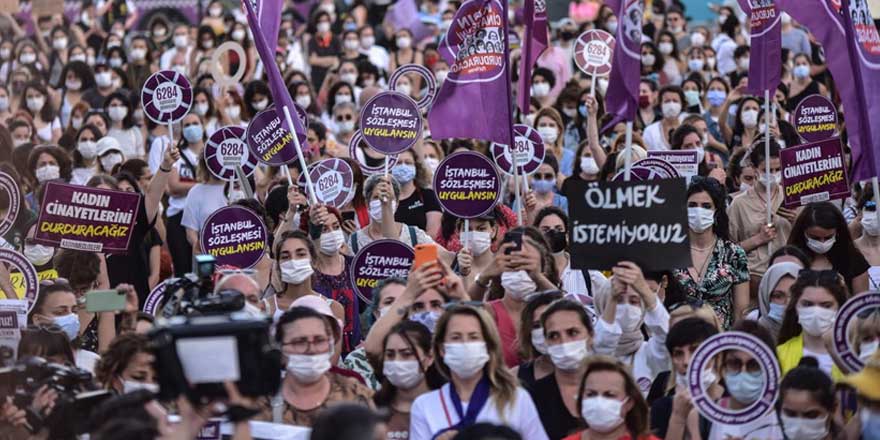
[832,292,880,373]
[359,91,422,155]
[200,206,268,269]
[612,158,679,181]
[491,124,546,176]
[792,94,838,143]
[348,130,399,176]
[141,70,192,124]
[688,332,780,425]
[0,171,21,237]
[306,159,356,208]
[388,64,437,110]
[440,0,506,85]
[142,283,166,316]
[349,239,414,304]
[573,29,615,76]
[0,249,38,311]
[205,126,258,181]
[246,107,309,166]
[433,151,500,218]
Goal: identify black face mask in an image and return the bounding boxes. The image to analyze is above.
[545,229,567,254]
[560,30,576,41]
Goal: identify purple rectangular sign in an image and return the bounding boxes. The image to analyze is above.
[780,138,850,208]
[35,182,142,254]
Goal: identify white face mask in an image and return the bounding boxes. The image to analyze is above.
[108,106,128,122]
[531,82,550,98]
[658,42,673,55]
[383,360,423,389]
[690,32,706,47]
[225,106,241,120]
[130,48,147,61]
[122,380,159,394]
[317,22,331,34]
[71,116,83,129]
[280,258,314,284]
[530,327,547,354]
[95,72,113,88]
[340,72,358,85]
[860,211,879,236]
[758,171,781,188]
[580,396,627,433]
[547,339,589,370]
[26,96,44,112]
[675,366,718,391]
[781,415,829,440]
[537,126,558,144]
[443,342,489,379]
[232,30,246,41]
[797,305,836,336]
[252,99,268,112]
[65,79,81,91]
[23,243,54,266]
[361,36,375,48]
[641,53,656,65]
[0,97,8,111]
[615,303,643,333]
[242,301,265,319]
[424,157,440,172]
[662,101,682,119]
[579,157,599,175]
[396,37,411,48]
[100,153,123,171]
[500,270,536,301]
[741,109,759,128]
[35,164,60,183]
[368,199,396,222]
[860,340,879,362]
[295,95,312,109]
[335,120,355,134]
[174,35,189,48]
[397,84,412,96]
[19,52,36,64]
[687,207,715,233]
[286,351,332,383]
[194,102,209,116]
[805,235,835,254]
[319,230,345,255]
[464,231,492,256]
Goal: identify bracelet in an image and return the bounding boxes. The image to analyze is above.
[159,165,172,173]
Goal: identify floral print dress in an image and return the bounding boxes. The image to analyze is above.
[673,239,749,329]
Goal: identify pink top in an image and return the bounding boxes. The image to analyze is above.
[570,1,600,23]
[489,299,521,368]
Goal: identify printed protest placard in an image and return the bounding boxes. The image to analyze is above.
[647,151,698,181]
[9,268,56,300]
[433,151,500,218]
[832,292,880,373]
[0,171,21,237]
[389,64,437,109]
[35,182,141,254]
[0,249,38,307]
[303,159,356,208]
[246,108,307,165]
[359,91,422,155]
[0,299,27,367]
[573,29,615,76]
[491,124,546,176]
[141,70,192,124]
[568,178,691,271]
[791,94,838,142]
[350,240,414,304]
[205,126,258,181]
[200,206,267,269]
[780,138,849,208]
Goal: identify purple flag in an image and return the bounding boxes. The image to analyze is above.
[253,0,284,54]
[778,0,878,180]
[427,0,514,146]
[517,0,548,114]
[242,0,308,143]
[737,0,782,95]
[386,0,433,43]
[602,0,642,130]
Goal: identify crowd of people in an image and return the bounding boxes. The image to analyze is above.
[0,0,879,439]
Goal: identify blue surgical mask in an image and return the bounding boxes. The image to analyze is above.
[53,313,80,341]
[768,302,786,322]
[724,371,765,405]
[409,310,442,333]
[578,104,588,118]
[183,124,203,143]
[532,179,556,194]
[391,164,416,184]
[706,90,727,107]
[862,409,880,439]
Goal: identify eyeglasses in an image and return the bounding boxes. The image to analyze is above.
[533,173,555,180]
[335,114,354,122]
[724,357,762,374]
[668,297,704,313]
[282,336,332,354]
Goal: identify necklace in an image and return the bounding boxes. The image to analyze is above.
[690,238,717,282]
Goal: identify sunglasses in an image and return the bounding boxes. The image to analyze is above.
[335,114,354,122]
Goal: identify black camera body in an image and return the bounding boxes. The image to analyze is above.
[159,254,245,317]
[148,313,282,404]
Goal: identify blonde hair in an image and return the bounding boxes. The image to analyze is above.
[669,303,722,330]
[432,305,519,415]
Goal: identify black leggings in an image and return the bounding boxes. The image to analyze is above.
[166,212,192,276]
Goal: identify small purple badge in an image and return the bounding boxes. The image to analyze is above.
[573,29,615,76]
[305,159,356,208]
[246,107,308,166]
[792,94,838,142]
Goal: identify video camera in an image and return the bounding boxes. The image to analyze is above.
[0,356,112,436]
[160,254,245,318]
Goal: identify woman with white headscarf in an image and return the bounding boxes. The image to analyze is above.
[592,261,670,396]
[756,262,801,344]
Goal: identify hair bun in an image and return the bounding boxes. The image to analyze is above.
[798,356,820,368]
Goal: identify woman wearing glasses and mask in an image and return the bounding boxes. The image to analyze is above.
[776,269,848,380]
[409,305,548,440]
[261,306,374,427]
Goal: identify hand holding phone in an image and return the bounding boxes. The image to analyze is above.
[85,289,127,313]
[413,244,439,270]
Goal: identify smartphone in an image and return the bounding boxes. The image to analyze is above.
[503,230,523,255]
[342,211,357,223]
[413,243,439,269]
[85,289,127,313]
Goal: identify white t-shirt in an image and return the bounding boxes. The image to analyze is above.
[166,148,199,217]
[708,409,782,440]
[181,183,227,233]
[107,126,145,159]
[868,266,880,290]
[70,167,95,186]
[802,348,835,377]
[560,260,610,298]
[75,349,100,373]
[35,118,61,143]
[409,384,549,440]
[352,224,435,252]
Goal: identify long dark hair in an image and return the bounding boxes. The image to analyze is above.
[777,269,849,345]
[687,176,730,240]
[373,321,444,407]
[776,357,840,438]
[487,226,560,300]
[518,291,564,360]
[787,202,862,275]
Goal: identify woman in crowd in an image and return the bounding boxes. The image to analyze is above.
[854,191,879,290]
[94,333,157,395]
[455,212,501,291]
[534,107,575,177]
[777,269,848,379]
[522,155,568,219]
[21,81,61,143]
[788,202,870,293]
[755,262,801,344]
[70,124,101,185]
[534,207,609,299]
[349,174,438,252]
[560,138,605,203]
[391,148,441,237]
[776,358,840,440]
[409,305,549,440]
[673,177,749,329]
[180,152,226,251]
[643,86,684,151]
[165,112,204,276]
[720,93,761,151]
[515,291,563,388]
[103,92,144,159]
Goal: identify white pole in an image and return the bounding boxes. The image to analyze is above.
[282,105,317,205]
[764,90,773,254]
[590,73,597,98]
[873,177,880,235]
[462,218,470,250]
[623,121,633,181]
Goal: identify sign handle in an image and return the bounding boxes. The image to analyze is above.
[873,177,880,232]
[234,164,254,199]
[281,163,295,187]
[764,90,773,254]
[462,218,469,251]
[623,121,634,181]
[590,73,597,98]
[166,121,174,158]
[512,151,523,226]
[282,105,318,205]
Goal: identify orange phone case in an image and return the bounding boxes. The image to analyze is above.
[413,243,438,269]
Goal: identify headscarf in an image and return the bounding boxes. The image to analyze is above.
[593,280,645,357]
[757,262,801,340]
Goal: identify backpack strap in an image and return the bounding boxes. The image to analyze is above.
[580,269,593,297]
[407,225,417,246]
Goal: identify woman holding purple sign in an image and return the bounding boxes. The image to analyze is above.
[349,175,439,254]
[165,113,206,276]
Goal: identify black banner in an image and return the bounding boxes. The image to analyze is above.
[568,178,692,271]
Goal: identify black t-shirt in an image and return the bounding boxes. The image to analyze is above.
[650,395,674,438]
[527,373,584,440]
[394,188,440,231]
[307,36,341,89]
[105,198,153,303]
[841,250,871,294]
[561,175,588,201]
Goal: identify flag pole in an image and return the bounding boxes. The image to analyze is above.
[873,177,880,237]
[282,105,317,205]
[764,89,773,254]
[501,0,519,225]
[623,121,633,181]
